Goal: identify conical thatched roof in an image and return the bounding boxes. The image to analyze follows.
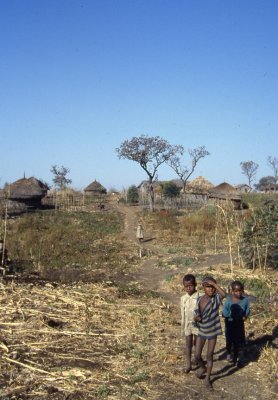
[187,176,214,192]
[1,177,48,200]
[209,182,237,194]
[209,182,241,201]
[84,180,107,194]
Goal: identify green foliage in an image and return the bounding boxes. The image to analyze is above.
[240,277,271,298]
[240,199,278,269]
[127,185,139,204]
[130,371,149,383]
[97,384,111,397]
[158,256,193,270]
[241,193,268,208]
[164,275,174,282]
[254,176,276,192]
[162,181,180,198]
[174,256,193,266]
[167,245,188,254]
[117,283,141,297]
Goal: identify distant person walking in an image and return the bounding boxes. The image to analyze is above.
[136,224,144,242]
[0,240,8,266]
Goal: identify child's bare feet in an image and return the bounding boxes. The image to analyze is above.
[184,366,192,374]
[204,379,213,390]
[196,367,206,379]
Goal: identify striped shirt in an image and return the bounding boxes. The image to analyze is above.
[195,293,222,339]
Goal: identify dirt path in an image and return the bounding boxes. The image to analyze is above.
[117,204,276,400]
[118,204,230,300]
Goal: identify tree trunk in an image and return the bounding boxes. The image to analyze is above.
[149,180,155,212]
[183,181,186,194]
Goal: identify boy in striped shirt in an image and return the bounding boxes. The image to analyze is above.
[194,277,226,390]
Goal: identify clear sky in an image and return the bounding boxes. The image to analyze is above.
[1,0,277,191]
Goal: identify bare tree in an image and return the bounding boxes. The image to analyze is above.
[116,135,181,211]
[51,165,72,190]
[168,146,210,193]
[240,161,259,188]
[267,156,278,191]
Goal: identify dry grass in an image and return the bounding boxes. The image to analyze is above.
[0,279,180,399]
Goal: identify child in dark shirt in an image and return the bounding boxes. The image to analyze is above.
[222,280,250,367]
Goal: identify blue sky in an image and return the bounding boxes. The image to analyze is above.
[1,0,277,190]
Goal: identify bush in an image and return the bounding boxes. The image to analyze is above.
[127,185,139,204]
[240,199,278,269]
[162,181,180,198]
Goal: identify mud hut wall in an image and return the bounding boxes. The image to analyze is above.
[208,197,242,210]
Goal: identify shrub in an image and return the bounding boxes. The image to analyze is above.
[162,182,180,198]
[127,185,139,204]
[240,199,278,269]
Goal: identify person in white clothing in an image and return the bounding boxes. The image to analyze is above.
[180,274,200,373]
[136,224,144,242]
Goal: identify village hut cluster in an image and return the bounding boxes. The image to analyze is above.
[0,174,253,216]
[137,176,248,210]
[0,178,109,216]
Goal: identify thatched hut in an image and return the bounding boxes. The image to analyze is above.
[186,176,214,193]
[208,182,242,209]
[84,180,107,196]
[0,177,49,214]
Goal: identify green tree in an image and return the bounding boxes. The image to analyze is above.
[51,165,72,190]
[240,160,259,188]
[162,181,180,198]
[254,176,275,192]
[127,185,139,204]
[116,135,180,211]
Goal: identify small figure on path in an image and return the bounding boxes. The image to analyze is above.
[0,240,9,266]
[136,224,144,242]
[180,274,200,373]
[194,276,226,390]
[222,280,250,367]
